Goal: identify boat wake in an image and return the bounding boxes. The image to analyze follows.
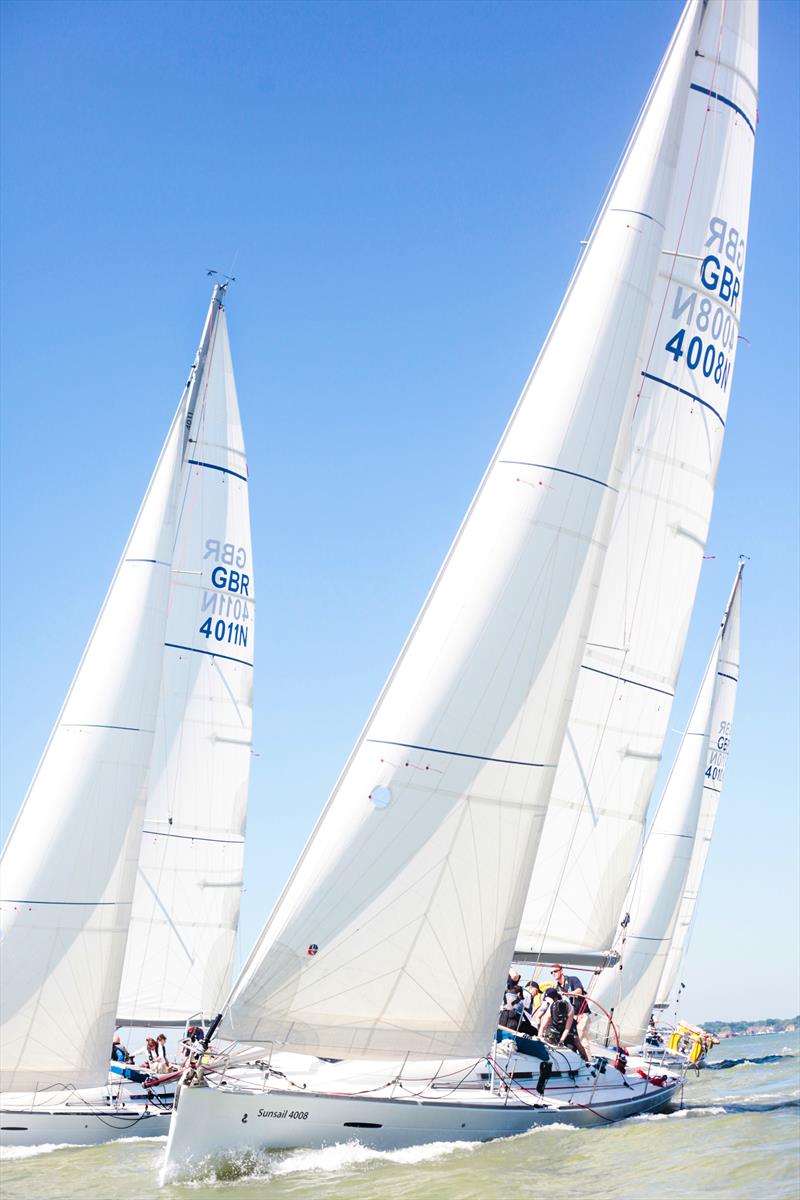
[704,1052,796,1070]
[164,1137,480,1184]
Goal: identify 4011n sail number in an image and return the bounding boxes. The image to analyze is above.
[705,720,732,784]
[199,538,252,648]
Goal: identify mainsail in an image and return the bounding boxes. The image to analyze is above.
[591,563,743,1045]
[0,354,188,1092]
[516,0,757,966]
[221,0,703,1063]
[116,288,254,1027]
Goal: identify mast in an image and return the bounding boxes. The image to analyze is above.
[515,0,758,968]
[591,563,743,1045]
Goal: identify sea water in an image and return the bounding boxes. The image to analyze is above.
[2,1032,797,1200]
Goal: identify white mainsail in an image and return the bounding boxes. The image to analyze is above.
[515,0,757,966]
[591,564,742,1045]
[117,289,254,1027]
[0,356,188,1092]
[654,570,743,1014]
[220,0,702,1063]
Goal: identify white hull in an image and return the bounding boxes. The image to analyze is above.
[163,1065,679,1176]
[0,1101,170,1148]
[1,1081,172,1147]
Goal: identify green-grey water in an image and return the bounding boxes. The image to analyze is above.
[2,1033,798,1200]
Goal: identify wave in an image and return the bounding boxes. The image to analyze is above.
[271,1138,478,1175]
[631,1105,726,1122]
[0,1142,75,1161]
[704,1053,796,1070]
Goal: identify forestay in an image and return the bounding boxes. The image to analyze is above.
[0,363,187,1092]
[654,567,743,1014]
[516,0,757,965]
[591,564,742,1045]
[222,2,701,1063]
[117,290,254,1027]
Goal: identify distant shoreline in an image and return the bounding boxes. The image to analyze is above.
[701,1016,798,1038]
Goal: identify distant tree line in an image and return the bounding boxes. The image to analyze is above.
[701,1015,800,1034]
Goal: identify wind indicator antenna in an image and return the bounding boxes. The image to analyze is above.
[206,268,237,297]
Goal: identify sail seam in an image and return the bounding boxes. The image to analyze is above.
[609,207,665,228]
[689,83,756,136]
[1,899,127,906]
[164,642,253,668]
[640,371,725,427]
[142,829,244,846]
[580,665,674,697]
[125,558,170,565]
[60,723,149,733]
[365,738,555,769]
[186,459,248,483]
[499,461,618,491]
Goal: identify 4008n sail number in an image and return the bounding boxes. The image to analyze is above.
[662,216,745,395]
[664,329,730,390]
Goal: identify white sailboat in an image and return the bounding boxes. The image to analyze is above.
[590,563,743,1060]
[0,283,253,1147]
[162,0,759,1172]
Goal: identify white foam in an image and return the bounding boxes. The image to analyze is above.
[631,1105,726,1122]
[525,1121,582,1134]
[270,1138,477,1176]
[0,1142,75,1161]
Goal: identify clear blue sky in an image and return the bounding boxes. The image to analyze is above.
[1,0,797,1024]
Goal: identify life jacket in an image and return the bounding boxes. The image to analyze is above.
[548,997,572,1037]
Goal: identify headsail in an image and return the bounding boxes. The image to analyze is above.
[0,339,190,1091]
[590,563,743,1045]
[116,289,254,1027]
[654,568,743,1015]
[515,0,757,966]
[220,1,702,1062]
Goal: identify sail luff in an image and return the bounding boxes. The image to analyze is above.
[221,1,703,1063]
[515,0,758,963]
[0,359,190,1091]
[116,292,255,1026]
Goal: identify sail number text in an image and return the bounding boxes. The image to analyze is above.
[662,216,745,396]
[705,720,732,784]
[199,539,252,649]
